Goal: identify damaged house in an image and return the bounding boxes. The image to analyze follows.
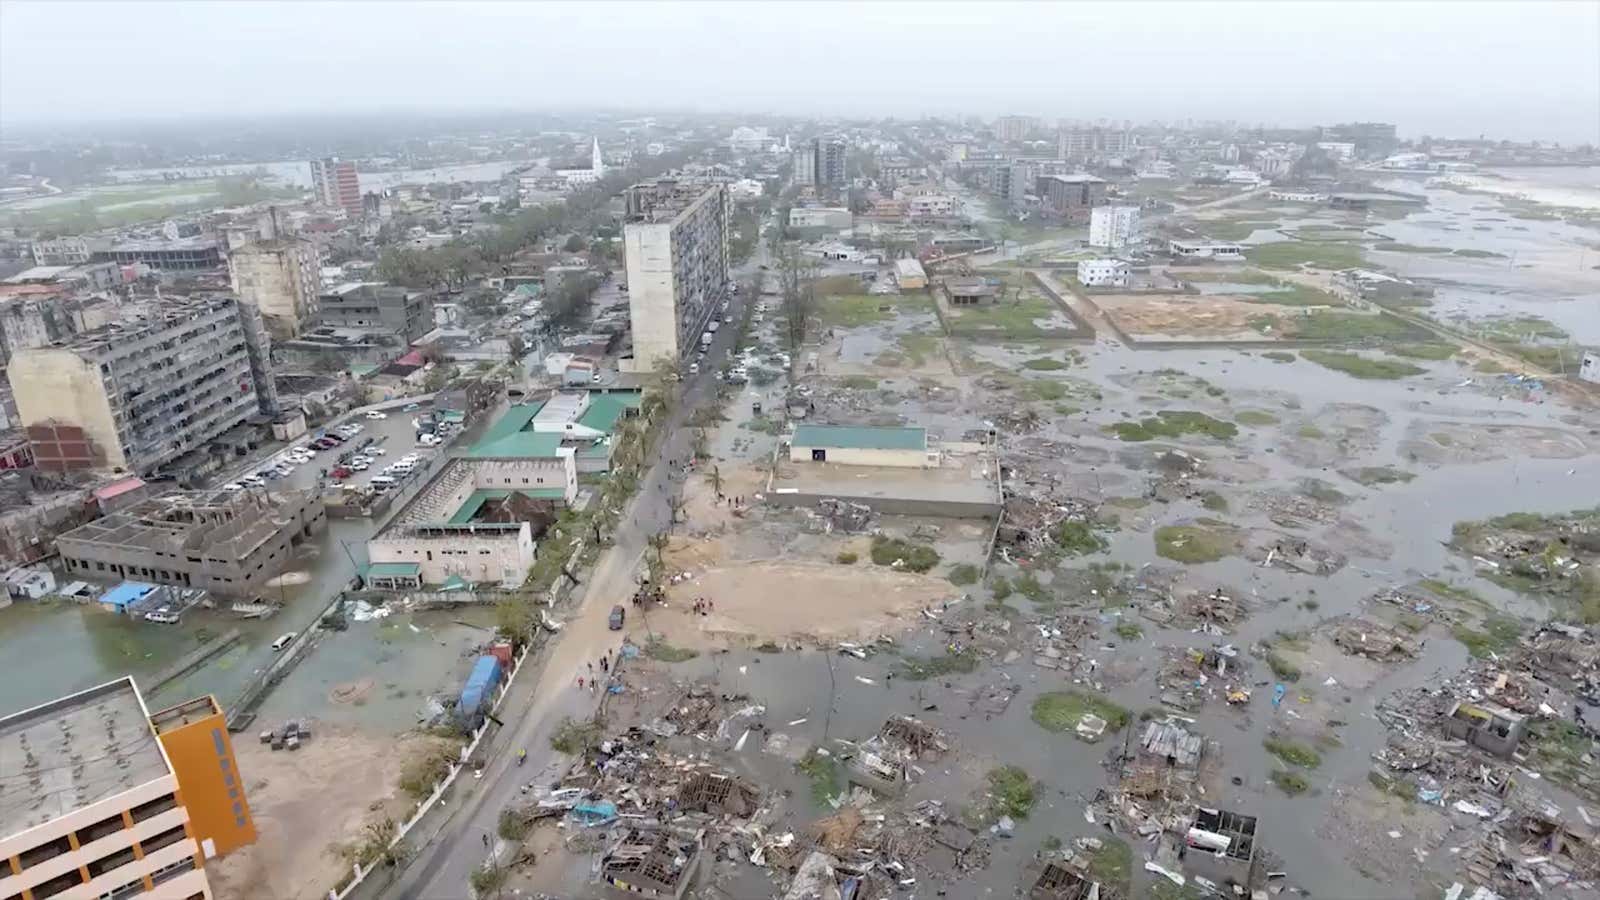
[1444,702,1528,758]
[845,716,948,797]
[1029,862,1101,900]
[599,827,702,899]
[1181,807,1259,887]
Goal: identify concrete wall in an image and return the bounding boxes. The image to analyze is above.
[788,445,928,468]
[11,348,128,471]
[624,223,680,368]
[766,490,999,519]
[368,523,535,586]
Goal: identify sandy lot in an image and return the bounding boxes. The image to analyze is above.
[1091,293,1309,341]
[656,535,957,645]
[209,726,440,900]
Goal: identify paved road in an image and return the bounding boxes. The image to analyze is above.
[384,244,766,900]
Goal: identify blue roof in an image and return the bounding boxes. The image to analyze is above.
[791,424,927,452]
[99,581,157,609]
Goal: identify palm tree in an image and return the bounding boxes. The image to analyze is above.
[707,465,724,498]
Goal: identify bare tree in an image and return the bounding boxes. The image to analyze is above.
[775,241,821,354]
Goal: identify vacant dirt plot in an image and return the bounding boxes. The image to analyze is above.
[1090,293,1310,341]
[209,726,442,900]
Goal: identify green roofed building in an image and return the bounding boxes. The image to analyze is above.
[789,424,933,468]
[469,390,641,472]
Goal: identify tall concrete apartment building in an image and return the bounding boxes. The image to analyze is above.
[9,296,278,475]
[622,179,731,370]
[310,157,362,217]
[0,677,218,899]
[1058,128,1133,159]
[815,138,848,188]
[994,115,1036,141]
[791,148,816,186]
[228,236,322,339]
[1089,205,1142,249]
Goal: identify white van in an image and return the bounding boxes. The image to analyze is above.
[370,475,397,488]
[271,632,297,651]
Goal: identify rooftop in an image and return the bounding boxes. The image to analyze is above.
[0,677,170,836]
[58,488,314,563]
[792,424,928,452]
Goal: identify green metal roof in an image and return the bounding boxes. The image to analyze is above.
[791,424,927,452]
[364,562,421,579]
[575,391,641,434]
[476,402,547,445]
[466,431,564,459]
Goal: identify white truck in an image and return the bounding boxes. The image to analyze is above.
[700,331,713,349]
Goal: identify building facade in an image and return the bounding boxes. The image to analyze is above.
[1088,205,1141,249]
[1077,259,1131,287]
[994,115,1036,141]
[90,238,222,271]
[791,148,816,186]
[10,296,277,475]
[1036,174,1109,220]
[228,237,322,339]
[56,489,326,595]
[622,180,731,370]
[0,678,216,900]
[148,696,256,859]
[318,282,434,343]
[1169,239,1245,261]
[790,424,933,468]
[310,157,362,217]
[1058,128,1132,159]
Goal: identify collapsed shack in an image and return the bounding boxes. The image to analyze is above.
[996,495,1102,551]
[678,771,761,816]
[1156,644,1250,711]
[599,827,702,899]
[783,849,887,900]
[1444,702,1528,758]
[1029,861,1101,900]
[1511,801,1600,882]
[1329,616,1420,662]
[845,716,950,797]
[809,498,875,534]
[1122,719,1208,808]
[1181,807,1260,888]
[1246,536,1346,575]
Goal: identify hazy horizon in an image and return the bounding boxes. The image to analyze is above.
[2,0,1597,145]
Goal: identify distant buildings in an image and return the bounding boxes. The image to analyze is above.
[1314,141,1355,161]
[789,208,853,230]
[0,677,221,899]
[1169,239,1245,261]
[994,115,1037,141]
[310,157,362,217]
[727,126,770,152]
[1036,173,1109,221]
[904,194,957,220]
[556,138,607,186]
[317,282,434,343]
[229,237,323,339]
[621,179,732,370]
[56,488,325,595]
[1058,127,1132,160]
[91,236,223,271]
[1319,122,1398,158]
[10,296,278,476]
[1077,259,1130,287]
[1088,205,1141,249]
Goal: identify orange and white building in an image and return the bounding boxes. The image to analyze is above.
[0,678,253,899]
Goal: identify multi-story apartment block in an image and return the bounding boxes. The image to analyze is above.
[791,148,817,186]
[815,139,848,187]
[1089,205,1142,249]
[9,296,277,475]
[1058,128,1133,160]
[317,282,434,343]
[310,157,362,217]
[1036,173,1110,221]
[0,678,218,900]
[994,115,1036,141]
[228,237,322,339]
[622,179,731,370]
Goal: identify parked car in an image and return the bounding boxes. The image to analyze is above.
[608,605,626,630]
[365,411,387,420]
[331,467,352,480]
[271,632,297,651]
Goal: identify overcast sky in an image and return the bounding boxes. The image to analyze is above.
[2,1,1596,144]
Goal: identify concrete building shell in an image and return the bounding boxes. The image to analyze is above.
[622,180,731,371]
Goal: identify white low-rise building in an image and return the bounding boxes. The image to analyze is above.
[1077,259,1131,287]
[1268,190,1329,202]
[1580,351,1600,385]
[1170,240,1245,261]
[904,194,957,219]
[789,207,853,230]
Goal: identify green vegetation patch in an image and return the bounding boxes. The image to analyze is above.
[1270,769,1312,795]
[797,748,843,805]
[1264,736,1323,768]
[1266,650,1302,682]
[550,717,602,755]
[1113,620,1143,640]
[1262,350,1297,363]
[1246,241,1366,270]
[1299,477,1350,505]
[1290,311,1428,342]
[1235,410,1280,426]
[1300,350,1425,380]
[1022,357,1069,370]
[839,375,880,389]
[947,563,979,586]
[1453,248,1507,258]
[1390,343,1458,360]
[817,294,925,328]
[1342,466,1416,486]
[1108,410,1238,442]
[1051,520,1110,556]
[1154,522,1240,564]
[1087,837,1133,894]
[870,535,940,572]
[1032,690,1131,733]
[1452,615,1524,658]
[979,766,1038,821]
[835,551,858,565]
[644,638,700,663]
[1374,241,1450,254]
[897,648,980,680]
